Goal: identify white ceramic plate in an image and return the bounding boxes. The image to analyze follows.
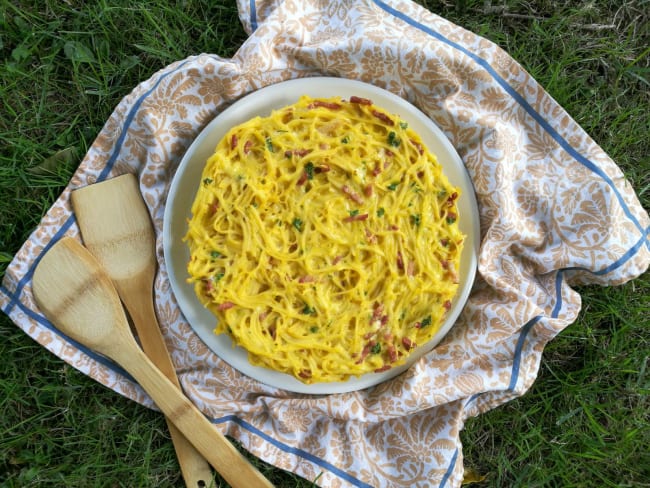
[163,77,479,394]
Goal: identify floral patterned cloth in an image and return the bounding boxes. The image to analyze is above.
[2,1,649,487]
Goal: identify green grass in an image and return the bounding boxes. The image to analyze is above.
[1,1,648,487]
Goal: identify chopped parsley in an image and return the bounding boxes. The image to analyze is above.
[293,217,304,232]
[420,315,432,328]
[377,207,385,217]
[387,181,400,191]
[410,214,421,227]
[341,136,350,144]
[203,177,213,185]
[399,121,408,129]
[371,343,381,354]
[302,304,316,315]
[305,162,315,180]
[310,326,319,333]
[446,216,456,224]
[210,250,222,259]
[387,131,401,147]
[213,272,225,282]
[349,209,360,217]
[265,136,274,152]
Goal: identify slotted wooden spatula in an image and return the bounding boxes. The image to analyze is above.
[70,173,213,487]
[32,237,273,488]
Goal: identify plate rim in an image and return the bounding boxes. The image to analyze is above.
[163,76,480,394]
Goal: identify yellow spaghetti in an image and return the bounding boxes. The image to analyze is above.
[185,95,464,383]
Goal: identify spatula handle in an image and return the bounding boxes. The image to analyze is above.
[111,336,274,488]
[119,280,214,487]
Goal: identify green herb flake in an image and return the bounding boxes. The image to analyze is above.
[387,131,401,147]
[446,216,456,225]
[387,181,400,191]
[310,326,319,333]
[293,217,304,232]
[214,272,225,282]
[420,316,432,328]
[203,177,213,185]
[349,209,360,217]
[305,161,315,180]
[302,304,316,315]
[411,214,421,227]
[377,207,385,217]
[341,136,350,144]
[210,250,222,259]
[399,121,408,129]
[371,343,381,354]
[265,136,274,152]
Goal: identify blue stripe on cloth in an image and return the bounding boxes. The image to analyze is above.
[507,271,565,391]
[440,447,459,488]
[212,415,374,488]
[372,0,649,247]
[250,0,258,31]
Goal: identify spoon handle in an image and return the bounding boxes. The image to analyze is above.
[113,333,274,488]
[119,278,215,487]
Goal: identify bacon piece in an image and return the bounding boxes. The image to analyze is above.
[372,110,394,126]
[203,279,214,293]
[443,300,452,311]
[371,302,384,323]
[343,213,369,223]
[217,301,235,311]
[297,170,308,186]
[371,162,382,177]
[308,100,342,110]
[388,225,399,231]
[298,369,312,379]
[208,200,219,216]
[349,96,372,105]
[363,331,375,340]
[365,227,377,244]
[341,184,364,204]
[243,140,253,154]
[387,344,398,363]
[410,139,424,155]
[285,148,313,158]
[230,134,238,150]
[402,337,416,350]
[355,341,376,364]
[363,184,373,197]
[298,275,315,283]
[374,365,391,373]
[396,251,404,271]
[332,254,344,265]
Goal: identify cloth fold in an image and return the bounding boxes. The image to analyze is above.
[1,1,648,487]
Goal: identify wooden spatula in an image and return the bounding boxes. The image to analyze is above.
[70,173,214,487]
[32,237,273,488]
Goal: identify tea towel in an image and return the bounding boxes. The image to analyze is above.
[2,1,648,486]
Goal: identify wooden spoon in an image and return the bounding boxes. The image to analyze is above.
[70,173,213,487]
[32,237,273,488]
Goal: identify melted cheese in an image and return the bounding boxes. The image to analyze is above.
[185,95,464,383]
